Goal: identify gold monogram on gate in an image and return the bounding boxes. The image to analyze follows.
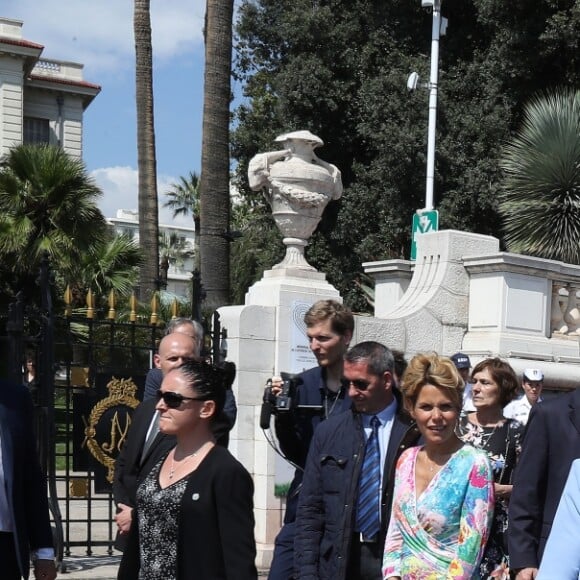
[83,378,140,482]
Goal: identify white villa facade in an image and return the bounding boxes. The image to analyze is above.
[107,209,195,299]
[0,16,100,158]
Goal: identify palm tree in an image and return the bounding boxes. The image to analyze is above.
[134,0,160,298]
[200,0,234,309]
[0,144,107,297]
[78,234,143,297]
[499,89,580,264]
[164,171,200,220]
[163,172,200,269]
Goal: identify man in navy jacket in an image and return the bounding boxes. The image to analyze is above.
[509,387,580,579]
[294,342,420,580]
[0,380,56,580]
[268,300,354,580]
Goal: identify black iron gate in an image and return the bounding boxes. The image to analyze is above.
[1,257,225,571]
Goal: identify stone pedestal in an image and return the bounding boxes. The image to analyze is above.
[219,268,340,569]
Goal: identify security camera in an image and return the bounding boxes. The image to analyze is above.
[407,72,420,91]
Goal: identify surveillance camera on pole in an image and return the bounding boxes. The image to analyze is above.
[407,72,420,91]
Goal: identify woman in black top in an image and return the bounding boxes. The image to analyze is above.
[456,357,524,580]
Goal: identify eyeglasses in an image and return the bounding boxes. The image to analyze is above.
[155,390,208,409]
[345,379,371,391]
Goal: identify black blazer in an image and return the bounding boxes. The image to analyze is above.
[121,445,257,580]
[113,399,176,508]
[112,398,175,555]
[0,381,53,579]
[508,388,580,570]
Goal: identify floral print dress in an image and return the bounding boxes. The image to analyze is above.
[456,416,524,580]
[136,457,189,580]
[382,445,494,580]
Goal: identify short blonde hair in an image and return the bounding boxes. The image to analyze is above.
[401,353,464,414]
[304,300,354,336]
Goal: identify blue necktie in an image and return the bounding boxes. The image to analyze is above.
[356,415,381,540]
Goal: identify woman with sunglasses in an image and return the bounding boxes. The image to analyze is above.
[122,360,257,580]
[383,353,494,580]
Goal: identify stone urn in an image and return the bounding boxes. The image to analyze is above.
[248,130,343,270]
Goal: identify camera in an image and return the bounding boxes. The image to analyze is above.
[260,372,302,429]
[263,372,300,412]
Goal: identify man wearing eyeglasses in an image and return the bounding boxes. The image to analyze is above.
[112,332,198,556]
[294,342,421,580]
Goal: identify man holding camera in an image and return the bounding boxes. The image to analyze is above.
[268,300,354,580]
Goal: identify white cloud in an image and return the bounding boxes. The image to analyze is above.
[91,166,193,228]
[4,1,204,74]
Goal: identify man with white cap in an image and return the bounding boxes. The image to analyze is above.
[450,352,475,413]
[504,368,544,426]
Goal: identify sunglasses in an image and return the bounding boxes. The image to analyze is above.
[155,390,208,409]
[345,379,372,391]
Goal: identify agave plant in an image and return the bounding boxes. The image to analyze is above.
[499,89,580,264]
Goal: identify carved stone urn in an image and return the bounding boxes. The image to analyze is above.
[248,130,343,270]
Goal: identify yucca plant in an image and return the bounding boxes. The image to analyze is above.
[499,89,580,264]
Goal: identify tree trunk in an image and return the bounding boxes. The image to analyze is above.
[200,0,234,310]
[134,0,159,299]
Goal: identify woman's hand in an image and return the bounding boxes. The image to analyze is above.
[494,482,512,500]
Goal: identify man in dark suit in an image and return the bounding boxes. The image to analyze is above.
[294,342,420,580]
[113,332,197,543]
[509,387,580,579]
[0,380,56,580]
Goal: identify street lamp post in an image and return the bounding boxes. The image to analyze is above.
[425,0,442,211]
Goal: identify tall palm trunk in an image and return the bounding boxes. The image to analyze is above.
[134,0,160,298]
[200,0,234,309]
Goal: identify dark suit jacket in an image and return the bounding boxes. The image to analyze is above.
[0,381,53,579]
[120,445,257,580]
[112,399,175,509]
[112,398,175,555]
[508,388,580,570]
[295,398,421,580]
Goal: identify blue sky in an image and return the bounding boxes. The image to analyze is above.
[4,0,208,226]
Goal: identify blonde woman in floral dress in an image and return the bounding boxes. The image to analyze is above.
[383,353,494,580]
[456,358,524,580]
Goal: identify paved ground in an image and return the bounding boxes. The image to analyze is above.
[56,554,268,578]
[52,478,269,578]
[56,553,121,579]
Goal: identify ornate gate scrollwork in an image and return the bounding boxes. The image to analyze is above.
[83,377,140,483]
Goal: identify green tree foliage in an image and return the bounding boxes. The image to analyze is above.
[163,171,200,269]
[0,144,143,306]
[0,144,107,298]
[79,234,143,297]
[232,0,580,310]
[164,171,200,221]
[499,89,580,263]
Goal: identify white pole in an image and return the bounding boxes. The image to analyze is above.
[425,0,441,211]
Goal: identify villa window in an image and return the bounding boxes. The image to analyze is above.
[23,117,50,144]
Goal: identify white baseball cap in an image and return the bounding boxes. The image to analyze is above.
[523,368,544,382]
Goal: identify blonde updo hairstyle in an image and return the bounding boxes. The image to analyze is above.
[401,353,464,415]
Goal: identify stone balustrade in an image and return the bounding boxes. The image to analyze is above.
[364,230,580,390]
